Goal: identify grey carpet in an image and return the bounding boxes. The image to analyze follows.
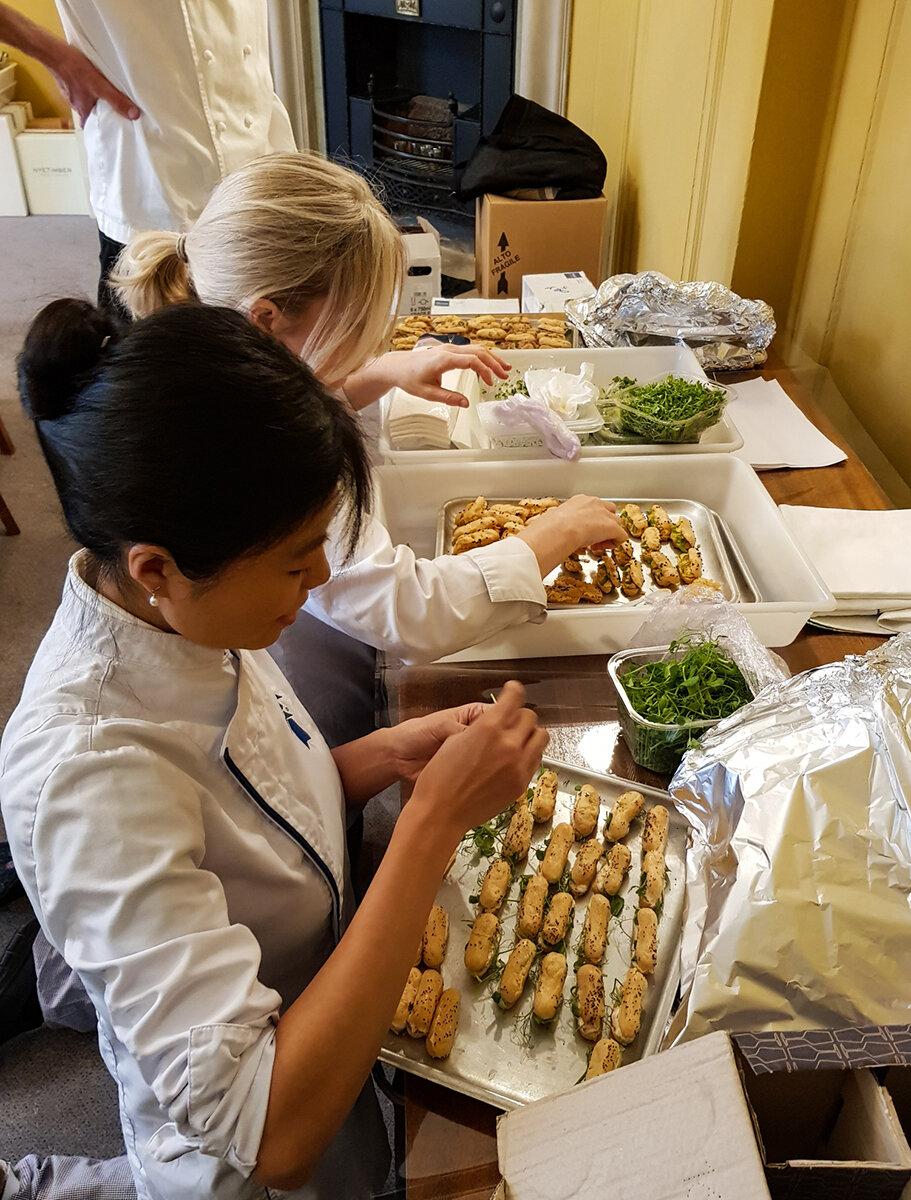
[0,214,127,1163]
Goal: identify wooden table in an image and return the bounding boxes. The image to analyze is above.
[378,349,892,1199]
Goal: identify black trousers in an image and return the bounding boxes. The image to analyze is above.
[97,230,131,320]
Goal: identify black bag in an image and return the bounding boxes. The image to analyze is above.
[455,93,607,202]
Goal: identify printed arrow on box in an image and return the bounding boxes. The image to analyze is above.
[497,232,509,251]
[497,271,509,294]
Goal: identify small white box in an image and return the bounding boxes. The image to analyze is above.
[15,127,91,215]
[0,113,28,215]
[430,297,520,314]
[399,229,442,315]
[521,271,595,313]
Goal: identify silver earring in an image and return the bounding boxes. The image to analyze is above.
[149,591,160,608]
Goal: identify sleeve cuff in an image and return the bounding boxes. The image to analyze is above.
[466,537,547,608]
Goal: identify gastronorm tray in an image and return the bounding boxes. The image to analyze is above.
[436,496,750,606]
[378,760,686,1110]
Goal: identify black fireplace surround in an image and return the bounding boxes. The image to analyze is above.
[318,0,517,218]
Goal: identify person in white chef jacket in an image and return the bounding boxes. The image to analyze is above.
[113,151,627,741]
[0,299,549,1199]
[0,0,296,306]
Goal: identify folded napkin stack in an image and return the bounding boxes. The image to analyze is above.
[728,377,846,470]
[385,369,479,451]
[780,505,911,634]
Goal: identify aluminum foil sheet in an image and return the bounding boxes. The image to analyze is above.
[566,271,776,371]
[664,634,911,1045]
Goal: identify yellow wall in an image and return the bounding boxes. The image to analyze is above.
[567,0,773,283]
[1,0,70,122]
[791,0,911,500]
[568,0,911,499]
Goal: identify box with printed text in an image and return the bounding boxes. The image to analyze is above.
[475,192,607,301]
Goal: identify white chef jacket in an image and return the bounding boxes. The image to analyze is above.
[0,553,387,1200]
[305,511,548,662]
[54,1,296,242]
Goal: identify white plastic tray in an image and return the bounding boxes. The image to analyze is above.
[377,345,744,462]
[372,453,835,660]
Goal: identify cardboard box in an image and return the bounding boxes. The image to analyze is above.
[521,271,595,314]
[398,224,442,315]
[495,1033,772,1200]
[475,193,607,301]
[15,125,91,215]
[493,1029,911,1200]
[0,112,28,216]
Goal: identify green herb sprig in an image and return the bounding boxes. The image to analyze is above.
[619,636,751,726]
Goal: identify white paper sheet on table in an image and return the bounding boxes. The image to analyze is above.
[727,376,846,469]
[780,505,911,634]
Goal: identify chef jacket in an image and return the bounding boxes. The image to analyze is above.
[54,0,296,242]
[305,511,547,662]
[0,552,387,1199]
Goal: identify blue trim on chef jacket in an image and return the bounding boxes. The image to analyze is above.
[275,694,311,747]
[222,749,340,941]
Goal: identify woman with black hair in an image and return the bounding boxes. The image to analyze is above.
[0,300,547,1199]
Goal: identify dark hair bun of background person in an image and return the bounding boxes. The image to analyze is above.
[18,301,371,582]
[18,298,122,423]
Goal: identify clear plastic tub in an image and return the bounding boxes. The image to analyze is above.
[608,643,754,774]
[598,372,732,444]
[477,398,603,449]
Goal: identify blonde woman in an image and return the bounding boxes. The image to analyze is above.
[113,153,624,709]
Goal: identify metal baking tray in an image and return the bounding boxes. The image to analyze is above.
[708,508,761,604]
[378,760,685,1110]
[436,496,747,605]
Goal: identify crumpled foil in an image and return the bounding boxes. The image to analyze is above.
[665,634,911,1045]
[565,270,776,370]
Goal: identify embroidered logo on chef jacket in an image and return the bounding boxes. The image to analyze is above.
[275,693,310,747]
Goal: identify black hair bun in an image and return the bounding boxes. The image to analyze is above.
[17,298,123,422]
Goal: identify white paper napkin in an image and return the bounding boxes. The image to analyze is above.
[386,368,479,450]
[728,377,846,469]
[780,505,911,633]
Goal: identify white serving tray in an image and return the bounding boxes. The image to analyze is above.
[372,453,835,660]
[377,345,744,462]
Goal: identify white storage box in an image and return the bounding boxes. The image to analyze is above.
[15,126,91,215]
[0,112,28,216]
[399,227,442,315]
[372,452,834,660]
[521,270,596,313]
[377,344,743,463]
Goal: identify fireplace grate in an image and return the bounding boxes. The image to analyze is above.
[369,91,472,221]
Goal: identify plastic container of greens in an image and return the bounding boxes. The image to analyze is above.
[608,642,755,774]
[598,372,732,444]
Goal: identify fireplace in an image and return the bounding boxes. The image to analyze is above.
[318,0,517,220]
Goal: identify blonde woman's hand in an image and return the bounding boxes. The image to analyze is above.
[409,681,548,837]
[342,345,510,410]
[517,495,626,575]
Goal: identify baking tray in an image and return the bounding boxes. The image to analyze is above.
[378,760,685,1110]
[436,496,747,605]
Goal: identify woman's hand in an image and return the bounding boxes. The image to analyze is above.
[342,344,511,410]
[388,701,487,785]
[409,681,548,837]
[517,494,627,576]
